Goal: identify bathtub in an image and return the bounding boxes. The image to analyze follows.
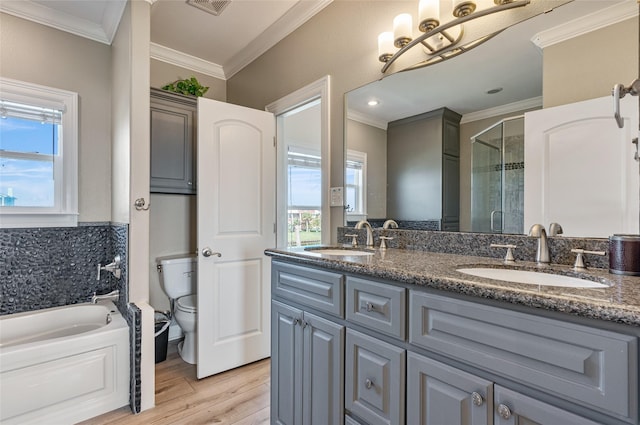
[0,301,130,425]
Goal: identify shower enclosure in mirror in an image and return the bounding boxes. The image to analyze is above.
[471,116,524,234]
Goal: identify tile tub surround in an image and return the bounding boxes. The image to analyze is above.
[265,246,640,326]
[0,223,126,315]
[338,227,610,269]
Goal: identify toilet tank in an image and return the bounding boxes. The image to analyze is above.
[156,254,197,299]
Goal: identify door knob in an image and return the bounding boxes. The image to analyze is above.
[202,247,221,258]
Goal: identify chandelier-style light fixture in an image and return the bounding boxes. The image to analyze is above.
[378,0,539,73]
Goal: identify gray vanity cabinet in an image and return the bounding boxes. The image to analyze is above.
[150,88,197,194]
[406,352,493,425]
[386,107,461,230]
[271,300,344,425]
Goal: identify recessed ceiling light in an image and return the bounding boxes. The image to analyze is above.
[487,87,503,95]
[368,100,380,106]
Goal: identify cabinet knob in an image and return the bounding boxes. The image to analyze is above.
[471,391,484,406]
[364,378,374,389]
[497,404,512,420]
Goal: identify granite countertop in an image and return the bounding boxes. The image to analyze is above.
[265,246,640,327]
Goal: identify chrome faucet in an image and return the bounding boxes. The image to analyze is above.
[91,290,119,304]
[528,224,550,264]
[355,220,374,247]
[382,219,398,229]
[549,222,563,236]
[97,255,122,280]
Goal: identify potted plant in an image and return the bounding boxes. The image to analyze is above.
[162,76,209,97]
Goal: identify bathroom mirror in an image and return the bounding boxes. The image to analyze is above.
[344,0,639,237]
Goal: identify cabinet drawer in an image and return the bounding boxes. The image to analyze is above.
[272,261,344,317]
[346,277,406,340]
[345,329,405,425]
[409,291,638,422]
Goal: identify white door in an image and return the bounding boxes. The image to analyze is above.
[197,97,275,379]
[524,95,639,237]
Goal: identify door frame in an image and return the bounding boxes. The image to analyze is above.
[266,76,331,247]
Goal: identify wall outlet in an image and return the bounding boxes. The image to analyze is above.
[330,187,344,207]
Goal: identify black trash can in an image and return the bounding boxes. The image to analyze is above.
[154,311,170,364]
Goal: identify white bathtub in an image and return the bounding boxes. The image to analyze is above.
[0,301,130,425]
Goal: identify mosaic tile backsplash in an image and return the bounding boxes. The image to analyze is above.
[0,223,128,315]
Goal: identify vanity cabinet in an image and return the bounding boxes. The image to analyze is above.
[150,88,197,194]
[269,258,639,425]
[386,107,461,230]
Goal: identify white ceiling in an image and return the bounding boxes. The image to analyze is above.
[0,0,332,79]
[347,0,637,127]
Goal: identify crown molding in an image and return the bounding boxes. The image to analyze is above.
[532,0,638,49]
[347,110,388,130]
[150,43,226,80]
[461,96,542,123]
[0,0,125,45]
[224,0,333,79]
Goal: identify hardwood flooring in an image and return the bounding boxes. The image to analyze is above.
[80,342,270,425]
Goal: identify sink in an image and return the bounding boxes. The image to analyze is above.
[456,267,609,288]
[305,248,374,257]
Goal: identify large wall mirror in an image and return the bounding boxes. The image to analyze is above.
[344,0,639,238]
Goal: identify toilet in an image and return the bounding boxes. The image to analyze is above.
[157,254,197,364]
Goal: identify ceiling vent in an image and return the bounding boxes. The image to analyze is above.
[186,0,231,16]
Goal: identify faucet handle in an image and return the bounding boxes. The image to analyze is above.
[344,233,359,247]
[379,236,393,249]
[490,244,517,264]
[571,248,606,271]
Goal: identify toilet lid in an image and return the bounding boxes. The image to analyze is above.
[176,295,197,313]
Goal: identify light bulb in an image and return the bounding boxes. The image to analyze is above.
[393,13,413,48]
[418,0,440,32]
[377,32,395,62]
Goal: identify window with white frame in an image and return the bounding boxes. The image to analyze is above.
[0,78,78,227]
[345,149,367,216]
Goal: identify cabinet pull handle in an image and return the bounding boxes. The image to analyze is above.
[364,378,374,389]
[363,302,381,312]
[471,392,484,406]
[497,404,512,420]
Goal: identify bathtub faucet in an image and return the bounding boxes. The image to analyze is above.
[91,290,120,304]
[97,255,122,280]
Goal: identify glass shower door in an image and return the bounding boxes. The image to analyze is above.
[471,123,503,233]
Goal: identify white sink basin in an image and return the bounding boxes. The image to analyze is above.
[306,248,374,257]
[456,268,608,288]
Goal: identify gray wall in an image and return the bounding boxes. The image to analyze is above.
[0,12,112,222]
[345,119,387,220]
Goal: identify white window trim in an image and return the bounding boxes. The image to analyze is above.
[0,77,78,228]
[266,76,330,247]
[346,149,367,218]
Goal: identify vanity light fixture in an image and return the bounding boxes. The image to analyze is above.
[378,0,535,74]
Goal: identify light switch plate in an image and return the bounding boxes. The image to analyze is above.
[330,187,344,207]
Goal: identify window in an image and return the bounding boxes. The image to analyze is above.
[0,78,78,227]
[346,149,367,217]
[287,145,322,246]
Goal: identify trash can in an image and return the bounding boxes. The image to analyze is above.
[154,311,171,364]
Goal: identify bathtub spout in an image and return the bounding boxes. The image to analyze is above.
[91,290,119,304]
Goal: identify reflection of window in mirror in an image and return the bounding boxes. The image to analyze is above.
[346,150,367,221]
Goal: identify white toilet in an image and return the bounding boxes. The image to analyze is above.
[157,254,197,364]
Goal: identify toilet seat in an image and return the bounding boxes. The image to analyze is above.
[176,295,197,313]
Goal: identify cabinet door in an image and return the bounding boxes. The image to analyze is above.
[407,352,492,425]
[150,95,196,194]
[494,386,602,425]
[345,329,405,425]
[302,312,344,425]
[271,301,303,425]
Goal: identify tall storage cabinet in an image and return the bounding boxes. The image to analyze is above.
[386,107,461,230]
[150,88,197,194]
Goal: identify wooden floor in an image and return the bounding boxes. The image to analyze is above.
[80,342,270,425]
